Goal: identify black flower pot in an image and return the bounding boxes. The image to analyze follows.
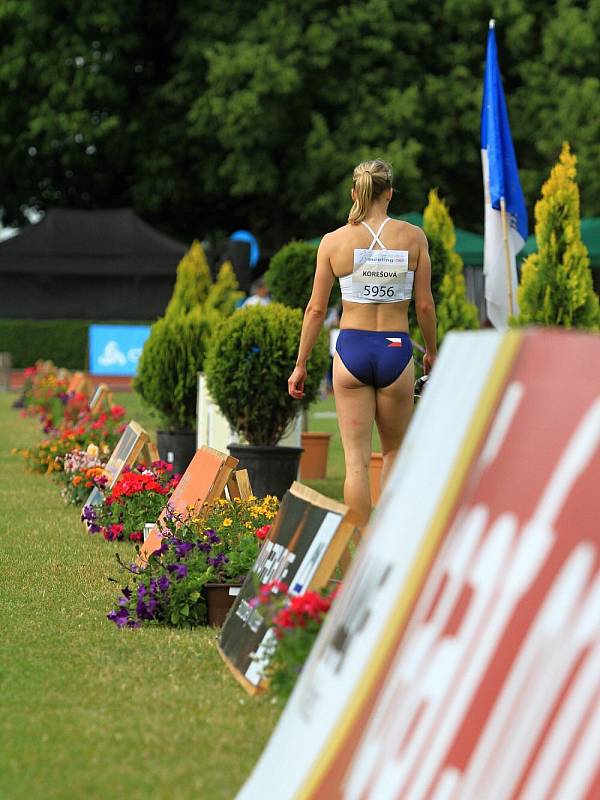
[227,443,303,499]
[156,430,197,475]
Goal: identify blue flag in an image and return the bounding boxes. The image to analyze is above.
[481,21,527,328]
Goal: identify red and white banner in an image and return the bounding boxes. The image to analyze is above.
[237,329,600,800]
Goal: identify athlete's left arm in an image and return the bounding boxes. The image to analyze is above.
[288,236,334,399]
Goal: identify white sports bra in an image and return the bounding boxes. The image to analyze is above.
[339,218,414,304]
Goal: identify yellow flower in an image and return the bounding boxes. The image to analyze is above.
[222,518,233,527]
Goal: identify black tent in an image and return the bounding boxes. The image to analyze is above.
[0,207,188,320]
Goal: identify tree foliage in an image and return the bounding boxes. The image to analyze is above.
[515,143,600,329]
[2,1,600,248]
[165,241,213,319]
[422,190,479,342]
[205,303,329,446]
[204,260,244,317]
[134,306,220,430]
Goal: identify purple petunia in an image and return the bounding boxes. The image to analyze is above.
[166,563,188,580]
[158,575,170,592]
[197,542,211,553]
[107,607,130,628]
[204,529,221,544]
[208,552,229,568]
[175,541,194,559]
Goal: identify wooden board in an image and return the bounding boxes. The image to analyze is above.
[81,420,154,527]
[88,383,111,413]
[67,371,90,396]
[136,446,239,566]
[226,469,253,501]
[218,481,362,695]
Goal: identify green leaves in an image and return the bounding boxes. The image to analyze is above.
[515,144,600,329]
[205,303,329,446]
[3,1,600,243]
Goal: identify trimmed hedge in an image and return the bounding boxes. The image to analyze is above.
[0,319,90,369]
[0,319,152,369]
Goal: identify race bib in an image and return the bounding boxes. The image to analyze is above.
[352,248,409,301]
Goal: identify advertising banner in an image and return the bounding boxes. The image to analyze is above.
[89,324,150,376]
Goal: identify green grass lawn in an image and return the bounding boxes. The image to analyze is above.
[0,392,282,800]
[0,387,373,798]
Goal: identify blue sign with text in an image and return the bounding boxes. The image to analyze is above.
[89,324,151,376]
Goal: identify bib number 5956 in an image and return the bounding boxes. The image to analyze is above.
[363,285,396,298]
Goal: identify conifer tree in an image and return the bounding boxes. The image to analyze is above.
[165,240,212,318]
[515,143,600,329]
[204,260,244,316]
[417,189,479,344]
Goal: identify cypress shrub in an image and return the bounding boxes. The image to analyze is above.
[165,240,213,318]
[134,307,219,430]
[205,303,329,446]
[264,241,340,310]
[423,189,479,341]
[515,143,600,329]
[205,260,244,316]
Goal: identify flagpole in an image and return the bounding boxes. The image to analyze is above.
[492,15,515,319]
[500,196,515,317]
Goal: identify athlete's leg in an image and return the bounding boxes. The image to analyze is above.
[375,356,415,490]
[333,352,376,522]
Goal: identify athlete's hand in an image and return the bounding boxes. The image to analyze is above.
[423,350,436,374]
[288,365,307,399]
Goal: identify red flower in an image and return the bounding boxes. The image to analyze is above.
[255,525,271,541]
[110,405,125,420]
[129,530,143,542]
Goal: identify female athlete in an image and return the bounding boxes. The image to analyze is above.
[288,159,437,520]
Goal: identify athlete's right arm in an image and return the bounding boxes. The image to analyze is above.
[288,234,335,399]
[413,229,437,373]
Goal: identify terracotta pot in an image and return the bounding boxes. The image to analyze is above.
[299,432,332,480]
[369,451,383,505]
[203,582,244,627]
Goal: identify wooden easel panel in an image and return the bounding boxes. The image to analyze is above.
[140,441,159,464]
[81,421,153,528]
[67,371,90,396]
[337,527,363,577]
[226,469,252,501]
[103,421,150,489]
[219,481,363,694]
[88,383,111,413]
[137,446,239,565]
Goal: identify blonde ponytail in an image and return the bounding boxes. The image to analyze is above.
[348,159,393,224]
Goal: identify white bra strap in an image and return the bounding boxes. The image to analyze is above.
[361,217,390,250]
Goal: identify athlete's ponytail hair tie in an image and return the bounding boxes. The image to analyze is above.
[348,159,393,224]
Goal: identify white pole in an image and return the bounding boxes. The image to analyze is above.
[500,197,515,318]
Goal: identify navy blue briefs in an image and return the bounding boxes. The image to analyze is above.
[335,330,413,389]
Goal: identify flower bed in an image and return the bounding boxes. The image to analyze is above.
[107,494,279,628]
[58,445,108,505]
[86,461,181,542]
[251,581,338,700]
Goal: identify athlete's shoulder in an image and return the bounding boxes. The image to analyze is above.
[391,219,427,247]
[319,224,351,250]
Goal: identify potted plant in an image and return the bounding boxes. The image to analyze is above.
[264,241,339,478]
[134,306,218,473]
[106,494,279,628]
[204,303,330,498]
